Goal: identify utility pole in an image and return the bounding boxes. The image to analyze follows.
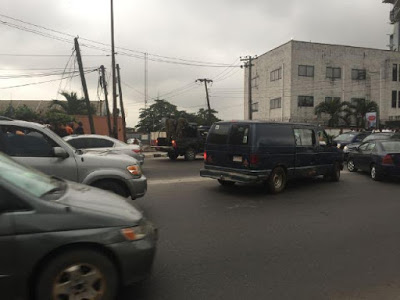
[110,0,118,139]
[116,64,127,142]
[100,65,113,136]
[195,78,213,125]
[240,55,257,120]
[144,52,148,108]
[74,37,95,133]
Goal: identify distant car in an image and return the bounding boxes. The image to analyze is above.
[0,152,157,300]
[344,132,400,160]
[347,140,400,180]
[0,120,146,199]
[64,134,145,165]
[127,138,143,147]
[334,131,371,150]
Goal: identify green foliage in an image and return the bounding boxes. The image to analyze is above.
[52,91,96,115]
[348,99,378,128]
[14,105,39,121]
[44,110,75,126]
[1,103,16,118]
[314,99,350,127]
[135,99,220,132]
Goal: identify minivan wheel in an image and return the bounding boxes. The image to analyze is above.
[36,249,118,300]
[268,167,287,194]
[92,180,128,197]
[347,160,357,172]
[371,164,382,181]
[218,179,235,186]
[324,162,341,182]
[184,148,196,161]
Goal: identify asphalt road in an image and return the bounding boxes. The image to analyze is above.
[120,156,400,300]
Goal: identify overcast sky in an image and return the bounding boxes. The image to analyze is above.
[0,0,393,127]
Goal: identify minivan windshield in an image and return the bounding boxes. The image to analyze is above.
[0,152,64,199]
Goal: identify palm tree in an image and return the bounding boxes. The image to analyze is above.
[51,91,95,115]
[314,99,350,127]
[348,99,378,128]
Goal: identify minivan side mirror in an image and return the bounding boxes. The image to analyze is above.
[53,147,69,159]
[331,140,338,147]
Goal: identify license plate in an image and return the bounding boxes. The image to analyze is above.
[233,156,242,162]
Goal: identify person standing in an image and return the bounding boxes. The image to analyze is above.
[74,122,84,135]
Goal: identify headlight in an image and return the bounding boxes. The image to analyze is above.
[337,143,341,149]
[121,226,147,241]
[343,146,349,152]
[127,165,142,176]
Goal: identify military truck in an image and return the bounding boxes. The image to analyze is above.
[154,118,209,161]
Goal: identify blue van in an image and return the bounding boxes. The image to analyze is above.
[200,121,343,193]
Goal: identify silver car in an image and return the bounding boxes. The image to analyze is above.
[64,134,145,165]
[0,120,147,199]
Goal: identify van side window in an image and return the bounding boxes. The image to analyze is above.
[317,131,329,146]
[256,125,294,147]
[294,129,315,146]
[230,124,249,145]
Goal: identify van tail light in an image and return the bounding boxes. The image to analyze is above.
[133,149,141,154]
[156,139,158,146]
[172,140,177,148]
[250,154,259,165]
[204,151,207,161]
[382,154,394,165]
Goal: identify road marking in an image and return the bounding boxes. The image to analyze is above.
[148,176,211,185]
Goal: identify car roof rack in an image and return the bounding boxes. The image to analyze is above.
[0,116,13,121]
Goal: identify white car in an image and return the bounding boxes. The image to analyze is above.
[64,134,145,165]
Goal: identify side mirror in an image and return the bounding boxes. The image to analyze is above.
[53,147,69,159]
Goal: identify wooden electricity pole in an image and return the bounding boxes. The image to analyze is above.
[110,0,118,139]
[100,65,113,136]
[116,64,127,142]
[195,78,213,125]
[241,55,257,120]
[74,37,95,133]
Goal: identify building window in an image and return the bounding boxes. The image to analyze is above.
[393,91,397,108]
[326,67,341,79]
[325,97,341,103]
[393,64,398,82]
[298,65,314,77]
[351,69,366,80]
[351,98,366,105]
[270,98,281,109]
[298,96,314,107]
[252,102,259,112]
[270,68,282,81]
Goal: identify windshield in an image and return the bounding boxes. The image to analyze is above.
[334,133,356,142]
[0,152,64,199]
[363,133,392,142]
[380,141,400,152]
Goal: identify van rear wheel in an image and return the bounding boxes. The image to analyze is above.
[168,151,178,160]
[267,167,287,194]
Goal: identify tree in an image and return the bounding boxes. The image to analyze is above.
[135,99,180,132]
[1,103,15,119]
[196,108,220,126]
[44,110,75,127]
[51,91,96,115]
[348,99,378,128]
[314,99,350,127]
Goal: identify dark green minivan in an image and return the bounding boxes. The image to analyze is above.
[200,121,343,193]
[0,152,157,300]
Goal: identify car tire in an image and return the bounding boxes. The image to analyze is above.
[324,162,341,182]
[92,180,128,197]
[184,148,196,161]
[347,160,357,172]
[267,167,287,194]
[36,249,118,300]
[168,151,178,161]
[370,164,382,181]
[218,179,235,186]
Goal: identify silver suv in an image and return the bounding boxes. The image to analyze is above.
[0,119,147,199]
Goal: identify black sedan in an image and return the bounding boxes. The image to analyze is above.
[334,131,371,150]
[0,152,157,300]
[347,140,400,181]
[343,132,400,160]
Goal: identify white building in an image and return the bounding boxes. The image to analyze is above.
[244,40,400,125]
[383,0,400,51]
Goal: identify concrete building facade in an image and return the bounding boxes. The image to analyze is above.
[383,0,400,51]
[244,40,400,126]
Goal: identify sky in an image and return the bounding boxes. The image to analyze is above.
[0,0,393,127]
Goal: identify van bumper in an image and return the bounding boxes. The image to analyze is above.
[200,166,270,184]
[126,175,147,199]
